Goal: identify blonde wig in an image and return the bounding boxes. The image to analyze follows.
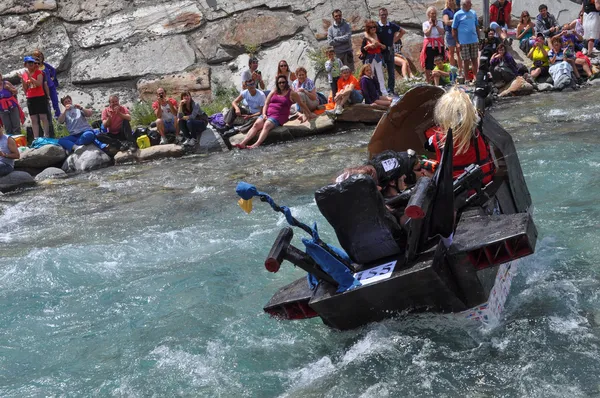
[433,88,480,155]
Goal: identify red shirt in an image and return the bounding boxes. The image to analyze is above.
[23,70,45,98]
[490,0,512,26]
[337,75,361,92]
[102,105,130,133]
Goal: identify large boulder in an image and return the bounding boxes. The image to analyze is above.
[199,0,325,21]
[56,0,125,22]
[228,114,335,145]
[15,145,67,169]
[192,9,304,64]
[71,35,196,84]
[34,167,67,181]
[303,0,369,40]
[74,1,204,49]
[0,0,56,14]
[0,22,71,76]
[137,67,211,103]
[0,171,35,193]
[137,144,184,161]
[336,104,386,124]
[0,12,51,42]
[62,145,112,172]
[498,76,534,97]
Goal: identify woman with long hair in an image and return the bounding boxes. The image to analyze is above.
[361,20,388,96]
[237,75,315,149]
[426,88,495,184]
[421,6,445,83]
[177,90,209,146]
[358,64,392,109]
[442,0,462,75]
[0,72,22,134]
[270,60,296,90]
[20,56,49,138]
[516,11,535,53]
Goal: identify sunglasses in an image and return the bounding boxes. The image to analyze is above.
[277,81,287,85]
[279,64,288,67]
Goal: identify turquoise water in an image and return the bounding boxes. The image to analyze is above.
[1,90,600,396]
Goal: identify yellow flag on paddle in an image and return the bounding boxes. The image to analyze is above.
[238,198,253,214]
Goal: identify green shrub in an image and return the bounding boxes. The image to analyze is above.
[202,82,239,116]
[307,48,328,80]
[130,101,156,127]
[52,120,69,138]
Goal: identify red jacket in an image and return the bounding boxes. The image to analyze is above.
[490,0,512,26]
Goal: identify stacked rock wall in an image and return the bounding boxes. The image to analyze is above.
[0,0,582,111]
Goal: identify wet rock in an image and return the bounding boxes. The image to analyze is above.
[192,9,303,64]
[498,76,534,97]
[0,0,56,14]
[535,83,554,92]
[196,127,230,153]
[137,144,184,161]
[0,12,51,42]
[336,104,386,124]
[0,22,71,76]
[303,0,369,40]
[56,0,125,22]
[34,167,68,181]
[137,67,210,103]
[71,36,196,84]
[62,145,112,172]
[15,144,67,169]
[75,1,204,49]
[113,150,138,164]
[0,171,36,193]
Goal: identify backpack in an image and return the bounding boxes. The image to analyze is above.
[146,129,161,146]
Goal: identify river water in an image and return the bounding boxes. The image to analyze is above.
[1,89,599,397]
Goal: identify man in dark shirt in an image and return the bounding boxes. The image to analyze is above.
[376,8,404,95]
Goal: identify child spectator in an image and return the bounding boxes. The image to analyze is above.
[359,64,392,109]
[325,48,343,99]
[432,55,452,85]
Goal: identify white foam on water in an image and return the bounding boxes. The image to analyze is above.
[191,185,215,194]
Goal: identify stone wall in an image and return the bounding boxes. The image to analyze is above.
[0,0,582,112]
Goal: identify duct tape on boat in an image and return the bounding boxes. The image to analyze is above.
[381,158,399,172]
[353,261,397,285]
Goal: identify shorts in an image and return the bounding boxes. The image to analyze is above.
[26,96,48,116]
[445,32,457,47]
[163,118,176,133]
[259,115,281,127]
[460,42,479,61]
[425,45,444,70]
[349,90,364,104]
[583,12,600,40]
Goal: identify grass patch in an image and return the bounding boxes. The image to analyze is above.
[131,101,156,127]
[202,82,238,116]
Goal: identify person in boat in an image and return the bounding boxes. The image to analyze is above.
[425,87,495,185]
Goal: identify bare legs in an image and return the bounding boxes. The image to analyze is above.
[156,118,180,138]
[447,45,462,75]
[238,117,278,149]
[575,57,592,77]
[30,114,50,138]
[394,55,413,79]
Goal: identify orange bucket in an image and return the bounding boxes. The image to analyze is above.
[12,135,27,147]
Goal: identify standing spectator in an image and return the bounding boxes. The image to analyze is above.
[376,7,403,94]
[517,11,536,53]
[223,79,266,136]
[57,96,103,153]
[333,66,363,114]
[20,56,49,139]
[291,67,319,111]
[0,126,19,177]
[269,60,295,91]
[582,0,600,55]
[489,0,512,41]
[453,0,480,84]
[152,87,179,145]
[101,95,132,144]
[241,57,265,91]
[535,4,561,42]
[178,91,208,147]
[362,20,388,96]
[0,72,21,134]
[31,49,60,118]
[327,9,354,71]
[443,0,462,76]
[325,48,343,98]
[421,7,445,84]
[236,75,315,149]
[359,64,392,108]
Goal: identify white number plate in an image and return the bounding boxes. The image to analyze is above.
[353,261,397,285]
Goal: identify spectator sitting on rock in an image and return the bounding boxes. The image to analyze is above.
[490,43,520,86]
[20,56,50,139]
[0,126,20,177]
[561,11,585,52]
[527,35,550,82]
[57,95,104,153]
[327,9,354,71]
[0,72,22,135]
[178,90,209,147]
[223,79,266,137]
[432,55,453,86]
[333,66,363,115]
[241,57,265,91]
[269,60,296,91]
[31,49,60,119]
[291,67,319,112]
[99,94,133,149]
[517,11,536,53]
[548,36,581,83]
[152,88,179,145]
[359,64,392,109]
[536,4,561,43]
[489,0,511,41]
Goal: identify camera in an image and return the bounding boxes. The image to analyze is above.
[256,70,261,74]
[159,93,164,98]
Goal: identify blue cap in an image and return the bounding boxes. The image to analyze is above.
[23,56,38,63]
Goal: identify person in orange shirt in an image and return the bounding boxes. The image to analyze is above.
[333,66,363,115]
